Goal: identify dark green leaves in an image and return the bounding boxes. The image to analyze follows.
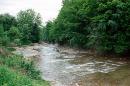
[42,0,130,55]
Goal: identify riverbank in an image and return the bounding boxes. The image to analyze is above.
[0,48,50,86]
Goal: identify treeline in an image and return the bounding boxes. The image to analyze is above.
[42,0,130,55]
[1,0,130,55]
[0,9,42,46]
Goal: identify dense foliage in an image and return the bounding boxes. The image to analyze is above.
[17,9,42,44]
[42,0,130,55]
[1,0,130,55]
[0,9,42,46]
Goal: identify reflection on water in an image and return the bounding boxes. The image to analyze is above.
[15,43,130,86]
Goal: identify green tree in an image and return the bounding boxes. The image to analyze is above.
[0,24,10,46]
[0,24,4,46]
[43,0,130,55]
[8,26,21,41]
[0,14,16,31]
[17,9,42,43]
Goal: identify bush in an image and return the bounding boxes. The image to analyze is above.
[8,26,21,41]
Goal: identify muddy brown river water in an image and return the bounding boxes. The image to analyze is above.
[15,43,130,86]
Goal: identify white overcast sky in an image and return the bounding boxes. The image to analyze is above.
[0,0,62,23]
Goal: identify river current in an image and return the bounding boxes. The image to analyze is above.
[15,43,130,86]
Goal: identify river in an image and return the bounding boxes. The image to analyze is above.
[15,43,130,86]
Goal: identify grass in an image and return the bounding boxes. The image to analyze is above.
[0,54,50,86]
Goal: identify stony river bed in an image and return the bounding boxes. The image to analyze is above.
[14,43,130,86]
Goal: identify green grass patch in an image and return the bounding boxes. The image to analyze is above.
[0,55,50,86]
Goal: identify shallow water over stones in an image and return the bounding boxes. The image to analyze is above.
[15,43,130,86]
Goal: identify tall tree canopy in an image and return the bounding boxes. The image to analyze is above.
[17,9,42,43]
[0,9,42,46]
[0,14,16,31]
[43,0,130,55]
